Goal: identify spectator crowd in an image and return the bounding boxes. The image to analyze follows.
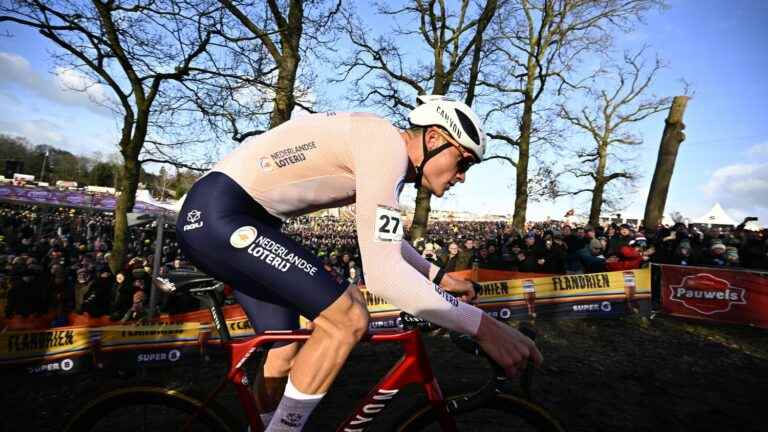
[2,201,767,326]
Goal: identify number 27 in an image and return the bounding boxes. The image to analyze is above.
[378,215,400,234]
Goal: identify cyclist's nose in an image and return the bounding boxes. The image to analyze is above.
[456,171,466,183]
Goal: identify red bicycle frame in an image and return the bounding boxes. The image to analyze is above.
[190,328,457,432]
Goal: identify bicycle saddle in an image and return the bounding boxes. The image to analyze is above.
[153,270,218,295]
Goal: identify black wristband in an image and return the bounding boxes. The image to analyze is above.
[432,268,446,285]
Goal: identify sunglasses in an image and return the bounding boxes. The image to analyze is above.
[432,128,477,173]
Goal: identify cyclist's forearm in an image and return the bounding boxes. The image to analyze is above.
[400,241,441,280]
[363,250,482,336]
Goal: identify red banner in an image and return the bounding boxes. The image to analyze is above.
[660,265,768,329]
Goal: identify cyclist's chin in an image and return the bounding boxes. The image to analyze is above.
[431,184,446,197]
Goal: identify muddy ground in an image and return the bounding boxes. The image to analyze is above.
[2,314,765,431]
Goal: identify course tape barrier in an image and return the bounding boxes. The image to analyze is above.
[658,264,768,329]
[0,269,650,374]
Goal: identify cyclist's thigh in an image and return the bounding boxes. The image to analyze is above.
[176,172,348,322]
[234,289,299,333]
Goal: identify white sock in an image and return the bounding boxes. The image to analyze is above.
[260,411,274,428]
[265,376,325,431]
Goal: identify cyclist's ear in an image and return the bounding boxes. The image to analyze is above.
[423,127,442,150]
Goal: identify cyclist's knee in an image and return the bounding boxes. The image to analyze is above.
[263,342,300,377]
[346,298,369,340]
[315,289,369,344]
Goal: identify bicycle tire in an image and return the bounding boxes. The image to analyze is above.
[63,385,241,432]
[395,393,566,432]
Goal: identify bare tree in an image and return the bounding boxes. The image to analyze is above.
[644,95,689,229]
[559,48,672,225]
[479,0,664,230]
[0,0,217,272]
[172,0,342,148]
[336,0,498,242]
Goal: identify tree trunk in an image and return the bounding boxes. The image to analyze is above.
[512,95,534,231]
[409,185,432,243]
[643,96,689,228]
[589,144,609,225]
[270,56,298,128]
[109,154,140,274]
[589,180,605,226]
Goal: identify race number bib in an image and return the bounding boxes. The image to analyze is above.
[375,205,404,242]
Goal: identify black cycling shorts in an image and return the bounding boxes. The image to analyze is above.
[176,172,348,335]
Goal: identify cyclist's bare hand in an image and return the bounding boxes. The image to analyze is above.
[441,275,478,303]
[475,314,543,377]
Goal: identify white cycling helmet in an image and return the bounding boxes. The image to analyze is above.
[408,94,486,160]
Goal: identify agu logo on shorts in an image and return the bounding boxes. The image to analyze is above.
[230,226,258,249]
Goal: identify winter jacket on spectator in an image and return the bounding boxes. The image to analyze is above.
[577,239,607,274]
[702,241,728,267]
[606,245,643,271]
[667,240,698,266]
[607,234,633,257]
[564,233,586,272]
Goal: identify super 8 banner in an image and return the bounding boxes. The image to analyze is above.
[659,265,768,328]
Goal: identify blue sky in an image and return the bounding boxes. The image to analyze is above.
[1,1,767,225]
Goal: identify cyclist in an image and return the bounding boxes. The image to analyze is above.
[176,95,543,431]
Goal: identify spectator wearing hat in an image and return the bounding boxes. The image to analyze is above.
[704,240,727,267]
[725,246,741,267]
[517,234,547,273]
[606,235,650,271]
[607,224,634,257]
[577,238,607,274]
[669,239,697,266]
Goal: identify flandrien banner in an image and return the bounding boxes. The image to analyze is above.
[659,265,768,329]
[359,268,651,329]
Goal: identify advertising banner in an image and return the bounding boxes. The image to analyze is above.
[360,268,651,328]
[0,185,169,214]
[0,327,92,364]
[0,269,652,371]
[659,265,768,328]
[99,322,202,349]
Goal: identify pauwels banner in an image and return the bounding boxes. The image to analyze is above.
[659,265,768,328]
[357,268,651,328]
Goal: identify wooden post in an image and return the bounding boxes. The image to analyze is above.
[643,96,689,229]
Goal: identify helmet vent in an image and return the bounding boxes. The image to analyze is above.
[454,109,480,146]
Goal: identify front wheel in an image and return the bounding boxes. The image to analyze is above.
[395,393,565,432]
[64,386,240,432]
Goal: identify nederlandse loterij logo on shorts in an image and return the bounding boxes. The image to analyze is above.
[230,226,258,248]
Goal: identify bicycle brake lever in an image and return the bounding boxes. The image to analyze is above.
[399,312,435,331]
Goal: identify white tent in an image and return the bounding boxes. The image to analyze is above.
[694,203,737,226]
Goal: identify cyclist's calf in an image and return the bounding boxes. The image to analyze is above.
[287,286,369,394]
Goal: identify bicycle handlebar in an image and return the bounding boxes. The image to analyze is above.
[399,311,538,400]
